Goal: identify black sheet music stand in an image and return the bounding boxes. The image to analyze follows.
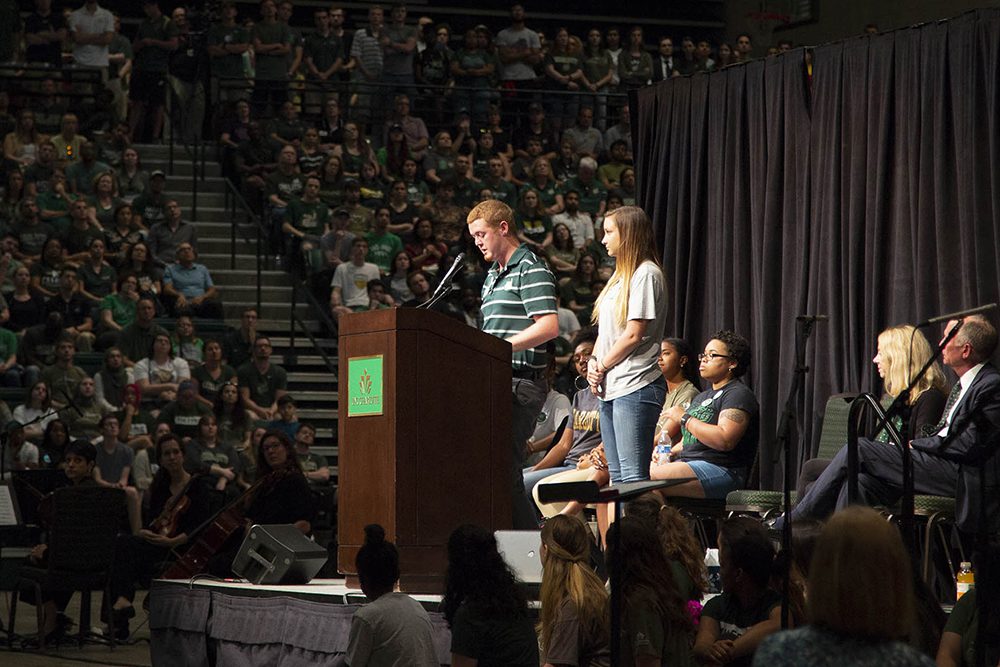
[537,478,697,667]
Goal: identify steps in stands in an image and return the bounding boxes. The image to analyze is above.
[133,143,341,482]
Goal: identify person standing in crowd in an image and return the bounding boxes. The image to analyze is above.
[207,1,250,104]
[495,4,542,123]
[467,200,558,529]
[128,0,178,143]
[251,0,292,117]
[380,4,418,104]
[586,206,666,484]
[68,0,114,76]
[25,0,67,68]
[350,5,386,128]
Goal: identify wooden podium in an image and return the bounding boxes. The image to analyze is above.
[337,308,513,593]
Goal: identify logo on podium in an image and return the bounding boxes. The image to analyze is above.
[347,355,384,416]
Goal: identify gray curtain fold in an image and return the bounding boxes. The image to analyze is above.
[634,8,1000,487]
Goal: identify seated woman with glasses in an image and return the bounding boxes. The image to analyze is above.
[650,330,759,499]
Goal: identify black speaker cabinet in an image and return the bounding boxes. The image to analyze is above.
[232,524,329,584]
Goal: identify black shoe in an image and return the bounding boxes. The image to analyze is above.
[111,605,136,623]
[54,613,74,636]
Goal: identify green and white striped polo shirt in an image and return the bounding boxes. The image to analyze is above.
[481,244,558,371]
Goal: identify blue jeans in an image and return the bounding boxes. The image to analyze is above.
[600,376,666,483]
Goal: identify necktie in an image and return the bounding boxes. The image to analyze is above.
[926,382,962,436]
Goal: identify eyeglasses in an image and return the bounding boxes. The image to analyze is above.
[698,352,732,362]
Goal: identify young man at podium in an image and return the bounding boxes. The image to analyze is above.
[467,200,559,529]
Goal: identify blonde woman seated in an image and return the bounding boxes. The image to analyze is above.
[785,324,950,525]
[795,323,947,497]
[538,515,611,667]
[753,506,935,666]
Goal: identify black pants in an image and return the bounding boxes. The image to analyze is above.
[791,438,959,521]
[511,376,547,529]
[110,534,171,603]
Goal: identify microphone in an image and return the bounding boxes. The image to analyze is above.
[429,253,465,300]
[58,387,83,417]
[916,303,998,328]
[796,314,828,322]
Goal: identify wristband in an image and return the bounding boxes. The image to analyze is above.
[680,414,692,430]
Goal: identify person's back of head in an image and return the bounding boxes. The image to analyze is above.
[355,523,400,600]
[605,516,690,632]
[443,523,526,625]
[539,515,608,652]
[718,516,774,592]
[957,314,998,363]
[626,494,707,596]
[807,506,914,642]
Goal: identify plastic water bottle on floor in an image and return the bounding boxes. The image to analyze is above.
[956,561,974,601]
[705,548,721,593]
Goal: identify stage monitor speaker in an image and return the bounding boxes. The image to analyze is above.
[232,524,328,584]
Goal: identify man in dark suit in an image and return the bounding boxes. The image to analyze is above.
[651,36,676,82]
[786,315,999,526]
[911,315,1000,535]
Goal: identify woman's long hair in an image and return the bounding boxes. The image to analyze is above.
[442,523,528,627]
[147,431,185,508]
[40,418,69,460]
[877,325,948,404]
[25,380,52,410]
[517,187,546,217]
[605,516,692,634]
[551,222,574,252]
[626,493,708,597]
[591,206,661,328]
[384,136,409,177]
[214,382,251,435]
[538,516,609,655]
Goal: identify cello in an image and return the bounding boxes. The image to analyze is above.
[161,467,293,579]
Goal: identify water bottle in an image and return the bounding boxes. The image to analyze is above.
[705,548,721,593]
[956,561,974,601]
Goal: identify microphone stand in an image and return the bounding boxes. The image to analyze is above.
[773,316,820,629]
[422,283,455,312]
[420,256,465,312]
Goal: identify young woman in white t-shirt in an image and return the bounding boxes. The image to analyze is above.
[586,206,667,484]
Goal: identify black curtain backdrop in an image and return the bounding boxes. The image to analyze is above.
[633,9,1000,488]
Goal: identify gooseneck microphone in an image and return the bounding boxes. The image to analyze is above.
[916,303,998,328]
[420,253,466,308]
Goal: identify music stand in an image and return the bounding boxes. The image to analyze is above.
[537,478,697,667]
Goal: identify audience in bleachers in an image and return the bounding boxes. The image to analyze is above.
[8,5,988,662]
